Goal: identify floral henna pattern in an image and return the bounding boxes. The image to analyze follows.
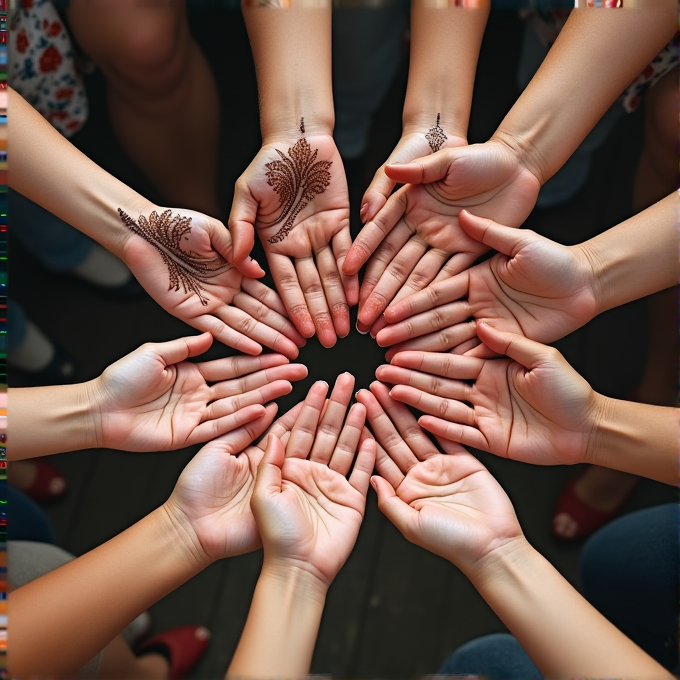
[262,118,332,244]
[425,113,447,153]
[118,208,232,306]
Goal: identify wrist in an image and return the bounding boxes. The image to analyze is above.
[583,392,615,469]
[465,534,536,593]
[260,558,329,605]
[402,115,468,145]
[260,113,334,146]
[157,501,214,573]
[488,129,547,187]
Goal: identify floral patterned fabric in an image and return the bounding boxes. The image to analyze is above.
[9,0,88,137]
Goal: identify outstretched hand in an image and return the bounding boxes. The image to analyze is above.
[378,322,599,467]
[89,333,307,452]
[344,140,541,334]
[229,132,359,348]
[121,204,306,358]
[251,377,375,588]
[376,211,598,358]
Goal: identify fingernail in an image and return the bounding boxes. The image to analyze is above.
[356,322,369,335]
[360,202,368,214]
[370,478,377,492]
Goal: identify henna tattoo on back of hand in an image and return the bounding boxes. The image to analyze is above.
[118,208,232,306]
[425,113,447,153]
[262,117,332,244]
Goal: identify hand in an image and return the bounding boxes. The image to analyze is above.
[121,203,306,358]
[229,133,359,348]
[251,377,376,587]
[344,139,541,333]
[359,131,468,225]
[89,333,307,451]
[355,381,522,577]
[163,401,305,563]
[378,322,600,467]
[376,211,598,359]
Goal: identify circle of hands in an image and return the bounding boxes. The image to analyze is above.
[114,136,607,579]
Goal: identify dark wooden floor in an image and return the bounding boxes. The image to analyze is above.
[10,10,675,679]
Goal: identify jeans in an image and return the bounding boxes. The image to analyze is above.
[439,504,679,677]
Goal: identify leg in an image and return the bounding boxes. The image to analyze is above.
[580,504,679,671]
[438,633,542,680]
[66,0,221,216]
[97,635,169,680]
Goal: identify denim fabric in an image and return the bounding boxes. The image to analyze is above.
[8,485,56,544]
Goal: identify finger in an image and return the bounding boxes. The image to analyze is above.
[383,271,470,324]
[368,381,439,461]
[369,314,389,339]
[332,227,360,307]
[209,363,307,400]
[361,164,395,224]
[418,415,489,451]
[383,321,478,362]
[227,177,259,264]
[329,402,366,476]
[358,236,429,327]
[285,381,329,459]
[193,313,263,356]
[434,435,469,456]
[395,248,451,301]
[217,300,301,359]
[477,321,552,370]
[343,189,408,276]
[256,401,304,452]
[348,438,376,497]
[374,440,405,489]
[254,433,286,501]
[375,364,472,401]
[203,402,278,453]
[269,253,316,338]
[376,301,471,347]
[371,475,418,538]
[312,229,351,338]
[153,333,213,366]
[206,380,294,422]
[383,149,455,184]
[233,256,266,279]
[458,210,533,256]
[389,385,475,426]
[196,353,289,383]
[295,256,336,348]
[241,276,293,321]
[389,350,484,381]
[452,337,482,355]
[188,403,267,446]
[309,373,355,464]
[355,388,420,474]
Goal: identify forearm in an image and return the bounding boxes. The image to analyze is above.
[586,395,678,485]
[9,87,148,259]
[492,6,676,184]
[9,505,207,677]
[242,1,334,141]
[580,192,678,314]
[227,563,326,678]
[9,384,100,459]
[471,539,674,679]
[403,1,489,140]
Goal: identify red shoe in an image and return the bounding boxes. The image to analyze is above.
[134,626,210,679]
[551,470,636,542]
[22,459,67,502]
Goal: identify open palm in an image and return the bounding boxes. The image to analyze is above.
[122,205,304,358]
[230,134,358,347]
[378,212,598,358]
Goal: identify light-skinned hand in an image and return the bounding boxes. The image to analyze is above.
[251,377,376,588]
[376,210,598,359]
[379,322,599,467]
[89,333,307,451]
[229,136,359,348]
[344,140,541,334]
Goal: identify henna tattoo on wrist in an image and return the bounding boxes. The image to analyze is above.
[262,117,332,244]
[118,208,231,306]
[425,113,447,153]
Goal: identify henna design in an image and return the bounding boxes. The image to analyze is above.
[118,208,232,306]
[262,117,332,244]
[425,113,447,153]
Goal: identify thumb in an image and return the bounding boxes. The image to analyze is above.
[384,148,456,185]
[361,169,394,224]
[155,333,213,366]
[371,475,417,538]
[228,180,259,264]
[477,322,554,370]
[254,433,286,499]
[458,210,536,256]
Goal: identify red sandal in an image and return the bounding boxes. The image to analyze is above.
[134,625,210,679]
[22,459,67,502]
